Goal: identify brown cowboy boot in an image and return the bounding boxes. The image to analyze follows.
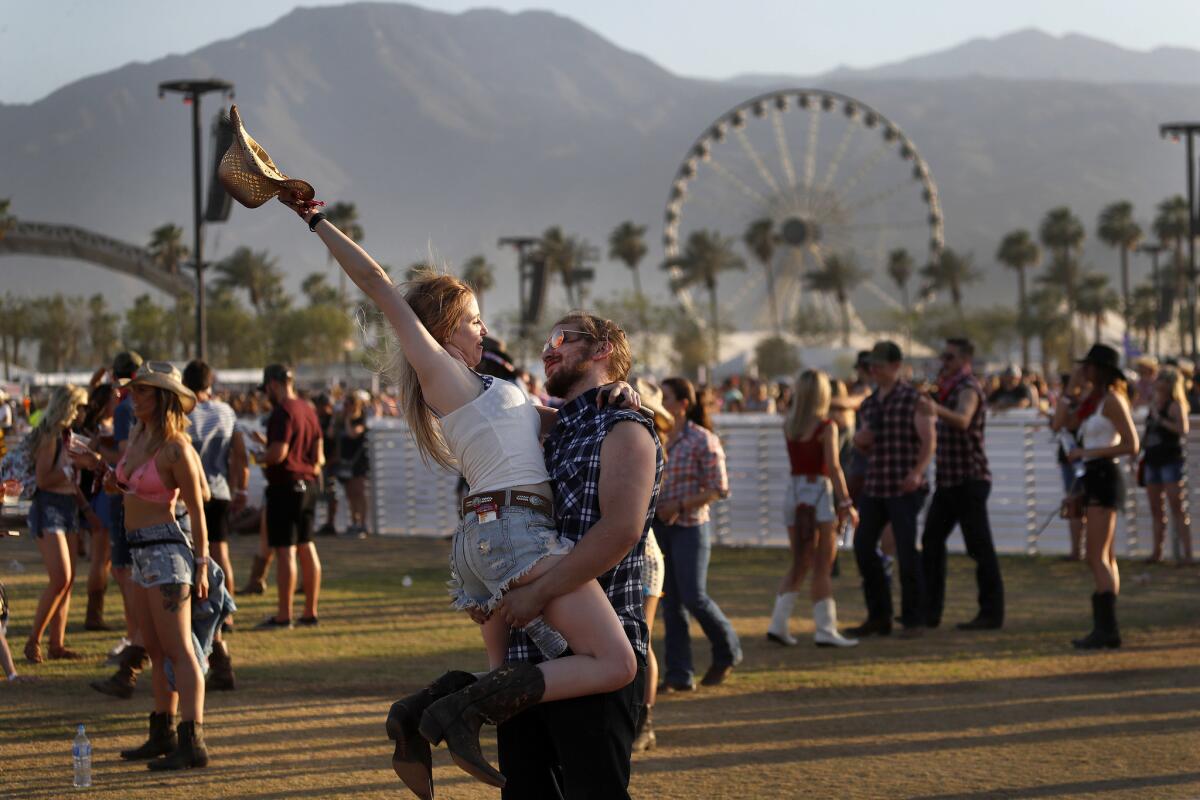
[385,670,477,799]
[148,719,209,770]
[206,640,236,691]
[419,663,545,789]
[91,644,148,699]
[240,554,269,595]
[120,712,177,760]
[84,589,113,631]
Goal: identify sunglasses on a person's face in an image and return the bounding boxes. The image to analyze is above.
[543,329,595,354]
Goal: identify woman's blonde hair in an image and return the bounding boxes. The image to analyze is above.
[784,369,831,440]
[28,384,87,457]
[1158,367,1190,415]
[380,269,477,472]
[132,386,190,445]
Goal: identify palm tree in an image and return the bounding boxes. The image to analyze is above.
[1039,207,1085,357]
[804,251,868,346]
[324,202,364,306]
[919,247,979,312]
[886,248,914,311]
[664,229,745,366]
[540,227,594,308]
[996,229,1041,372]
[1154,195,1190,352]
[742,218,781,334]
[1129,283,1159,353]
[1076,272,1120,343]
[0,198,13,241]
[301,273,340,307]
[1096,201,1143,336]
[215,247,285,315]
[148,223,189,275]
[608,221,648,300]
[0,293,31,379]
[461,255,495,316]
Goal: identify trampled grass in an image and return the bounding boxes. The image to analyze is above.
[1,532,1198,799]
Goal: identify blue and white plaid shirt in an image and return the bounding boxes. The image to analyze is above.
[505,387,663,664]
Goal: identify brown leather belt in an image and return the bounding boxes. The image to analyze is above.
[460,489,552,519]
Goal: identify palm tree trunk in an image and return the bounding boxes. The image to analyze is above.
[1094,314,1102,343]
[1018,267,1030,373]
[838,292,851,347]
[708,287,721,371]
[1120,246,1130,338]
[762,261,781,335]
[631,266,643,301]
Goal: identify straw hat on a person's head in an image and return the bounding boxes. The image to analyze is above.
[633,377,674,429]
[217,105,315,209]
[120,361,196,414]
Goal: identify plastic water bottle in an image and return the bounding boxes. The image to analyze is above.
[1058,432,1086,479]
[72,724,91,788]
[523,616,568,658]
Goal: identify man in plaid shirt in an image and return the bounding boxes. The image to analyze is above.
[847,340,936,638]
[922,338,1004,630]
[493,312,662,799]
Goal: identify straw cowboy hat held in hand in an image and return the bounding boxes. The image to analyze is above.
[119,361,197,414]
[217,104,315,209]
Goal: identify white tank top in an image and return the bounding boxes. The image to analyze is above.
[439,376,550,493]
[1081,403,1119,455]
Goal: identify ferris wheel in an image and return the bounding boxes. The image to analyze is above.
[663,89,944,332]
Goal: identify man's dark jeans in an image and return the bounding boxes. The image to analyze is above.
[921,480,1005,625]
[854,490,928,627]
[658,522,742,685]
[496,664,645,799]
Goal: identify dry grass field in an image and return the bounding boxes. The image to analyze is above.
[1,531,1198,799]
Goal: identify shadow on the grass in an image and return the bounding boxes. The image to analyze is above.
[908,771,1200,798]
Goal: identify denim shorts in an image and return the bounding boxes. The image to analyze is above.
[448,504,572,611]
[28,490,78,537]
[126,521,195,589]
[1144,459,1185,486]
[784,476,835,525]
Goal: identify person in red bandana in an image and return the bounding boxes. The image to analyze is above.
[921,338,1004,631]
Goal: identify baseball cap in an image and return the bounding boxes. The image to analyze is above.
[112,351,144,380]
[868,340,903,364]
[258,363,293,391]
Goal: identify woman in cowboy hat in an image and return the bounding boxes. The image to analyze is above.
[107,362,213,770]
[1064,344,1138,649]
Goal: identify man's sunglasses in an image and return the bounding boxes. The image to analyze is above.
[543,329,597,354]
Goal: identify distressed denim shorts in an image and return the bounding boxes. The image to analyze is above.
[28,491,78,538]
[126,521,195,589]
[448,504,573,612]
[784,475,835,525]
[643,528,664,598]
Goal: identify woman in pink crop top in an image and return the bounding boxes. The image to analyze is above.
[105,362,214,771]
[767,369,860,649]
[286,196,644,796]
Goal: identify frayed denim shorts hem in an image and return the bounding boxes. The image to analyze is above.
[127,521,194,589]
[447,505,572,612]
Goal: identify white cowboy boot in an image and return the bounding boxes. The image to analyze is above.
[814,598,858,648]
[766,592,799,646]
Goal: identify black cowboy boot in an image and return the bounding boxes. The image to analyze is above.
[419,663,545,788]
[91,645,149,699]
[148,720,209,771]
[1072,593,1121,650]
[386,670,478,799]
[120,712,177,760]
[207,640,236,691]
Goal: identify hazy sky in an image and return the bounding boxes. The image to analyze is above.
[4,0,1199,104]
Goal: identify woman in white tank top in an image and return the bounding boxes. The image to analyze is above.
[287,197,642,797]
[1063,345,1138,651]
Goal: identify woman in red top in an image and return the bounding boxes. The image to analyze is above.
[767,369,859,647]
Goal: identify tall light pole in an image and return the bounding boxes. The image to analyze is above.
[1160,122,1200,359]
[159,79,234,360]
[1138,242,1167,359]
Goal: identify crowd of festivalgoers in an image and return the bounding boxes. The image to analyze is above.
[0,333,1194,789]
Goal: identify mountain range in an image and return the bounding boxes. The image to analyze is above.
[1,5,1197,335]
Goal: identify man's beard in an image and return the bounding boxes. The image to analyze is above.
[545,355,592,399]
